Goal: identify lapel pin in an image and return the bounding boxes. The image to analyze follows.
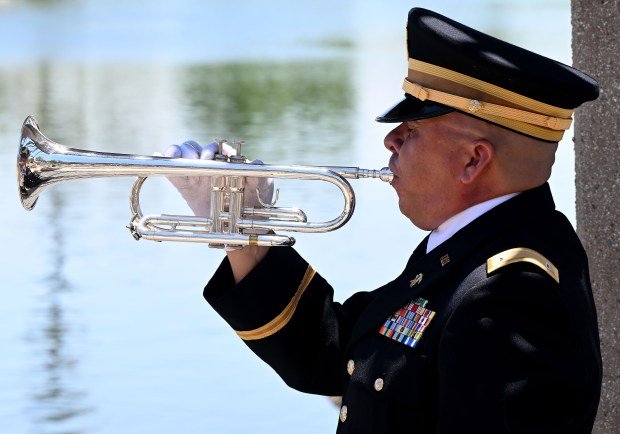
[409,273,423,287]
[440,254,450,267]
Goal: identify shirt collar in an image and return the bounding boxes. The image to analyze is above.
[426,192,520,253]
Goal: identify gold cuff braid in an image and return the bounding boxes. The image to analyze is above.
[235,266,316,341]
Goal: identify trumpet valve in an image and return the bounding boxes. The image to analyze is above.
[215,139,247,163]
[233,140,245,156]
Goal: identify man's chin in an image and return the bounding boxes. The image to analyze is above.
[398,200,435,232]
[397,200,415,225]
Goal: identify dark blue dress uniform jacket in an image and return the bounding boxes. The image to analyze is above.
[204,184,602,433]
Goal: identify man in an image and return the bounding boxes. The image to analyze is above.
[166,8,602,433]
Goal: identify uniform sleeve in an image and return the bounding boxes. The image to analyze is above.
[436,265,582,434]
[204,247,375,396]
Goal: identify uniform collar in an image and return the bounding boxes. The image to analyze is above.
[426,192,520,253]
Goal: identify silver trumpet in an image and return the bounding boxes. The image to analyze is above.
[17,116,393,248]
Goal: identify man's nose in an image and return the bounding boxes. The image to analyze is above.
[384,123,405,153]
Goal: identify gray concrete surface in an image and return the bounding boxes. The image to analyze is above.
[571,1,620,432]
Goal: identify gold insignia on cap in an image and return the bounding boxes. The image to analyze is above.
[487,247,559,283]
[468,99,483,113]
[410,273,423,287]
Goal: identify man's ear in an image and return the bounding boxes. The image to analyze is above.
[460,139,494,184]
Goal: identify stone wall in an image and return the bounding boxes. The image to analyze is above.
[571,1,620,432]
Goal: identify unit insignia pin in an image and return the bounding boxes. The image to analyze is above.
[409,273,423,287]
[440,254,450,267]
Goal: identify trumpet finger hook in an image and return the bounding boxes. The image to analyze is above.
[256,187,279,208]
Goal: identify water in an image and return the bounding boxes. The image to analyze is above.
[1,1,573,433]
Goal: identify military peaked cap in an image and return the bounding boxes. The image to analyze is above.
[376,8,599,142]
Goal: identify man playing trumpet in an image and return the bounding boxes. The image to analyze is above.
[164,8,602,433]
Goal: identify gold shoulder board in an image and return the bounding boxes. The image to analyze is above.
[486,247,559,283]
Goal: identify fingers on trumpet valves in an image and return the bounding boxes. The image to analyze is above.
[156,141,208,189]
[178,140,202,159]
[157,140,275,206]
[163,144,183,158]
[200,141,219,160]
[159,139,243,162]
[159,141,218,160]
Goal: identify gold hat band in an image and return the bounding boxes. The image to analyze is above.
[404,58,574,141]
[402,79,572,131]
[408,59,573,118]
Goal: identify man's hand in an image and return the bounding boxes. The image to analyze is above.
[154,140,223,217]
[155,140,274,217]
[157,140,273,282]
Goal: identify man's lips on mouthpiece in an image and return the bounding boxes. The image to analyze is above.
[388,158,399,180]
[388,164,399,188]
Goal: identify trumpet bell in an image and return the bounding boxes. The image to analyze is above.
[17,116,58,210]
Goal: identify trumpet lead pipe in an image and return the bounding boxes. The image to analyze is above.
[323,166,393,183]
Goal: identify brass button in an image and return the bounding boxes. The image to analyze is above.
[346,360,355,376]
[339,405,348,422]
[374,378,384,392]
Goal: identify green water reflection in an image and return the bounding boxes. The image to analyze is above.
[182,60,353,160]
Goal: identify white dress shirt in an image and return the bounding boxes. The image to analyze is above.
[426,193,520,253]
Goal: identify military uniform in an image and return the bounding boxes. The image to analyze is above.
[204,7,602,433]
[204,184,601,433]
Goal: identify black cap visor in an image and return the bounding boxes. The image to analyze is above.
[376,94,454,123]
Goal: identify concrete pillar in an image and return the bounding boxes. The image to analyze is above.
[571,1,620,432]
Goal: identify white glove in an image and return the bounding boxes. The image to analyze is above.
[155,140,274,218]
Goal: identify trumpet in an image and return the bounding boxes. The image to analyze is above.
[17,116,393,248]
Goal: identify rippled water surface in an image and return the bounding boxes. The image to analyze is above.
[1,1,573,433]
